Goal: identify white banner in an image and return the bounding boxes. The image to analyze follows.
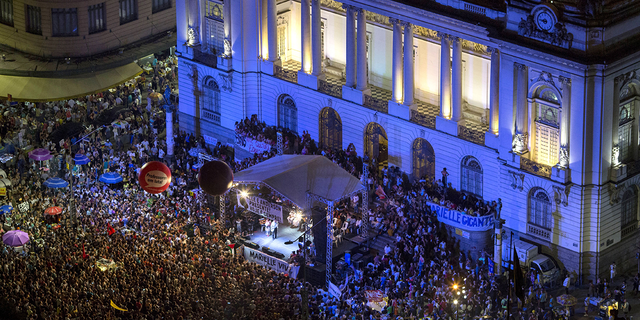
[427,202,494,231]
[235,134,272,154]
[203,135,218,146]
[328,281,342,298]
[237,194,283,223]
[243,247,290,274]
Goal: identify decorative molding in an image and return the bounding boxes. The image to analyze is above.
[321,0,345,12]
[218,74,233,92]
[365,11,389,26]
[559,145,569,168]
[619,70,639,88]
[187,27,200,46]
[462,39,488,55]
[499,43,586,72]
[389,17,401,26]
[609,183,623,205]
[612,145,620,167]
[420,129,425,137]
[518,15,573,49]
[508,170,525,191]
[536,71,556,87]
[512,132,528,153]
[552,185,569,207]
[514,62,528,71]
[223,38,231,57]
[558,75,571,86]
[414,25,440,41]
[340,3,354,12]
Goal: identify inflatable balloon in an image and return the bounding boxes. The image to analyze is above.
[139,161,172,194]
[198,160,234,196]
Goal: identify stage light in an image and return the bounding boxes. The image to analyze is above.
[240,191,249,198]
[454,300,458,305]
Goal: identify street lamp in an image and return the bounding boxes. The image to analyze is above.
[454,299,459,320]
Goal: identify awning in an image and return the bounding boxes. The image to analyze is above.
[0,62,143,102]
[233,155,365,209]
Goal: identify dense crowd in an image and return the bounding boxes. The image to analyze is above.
[0,52,579,320]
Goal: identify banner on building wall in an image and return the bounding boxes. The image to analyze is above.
[0,188,5,196]
[427,202,494,231]
[203,135,218,146]
[235,133,272,154]
[243,246,290,274]
[237,194,284,223]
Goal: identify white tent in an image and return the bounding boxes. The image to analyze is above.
[233,155,364,209]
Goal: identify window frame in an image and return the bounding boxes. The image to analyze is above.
[278,95,297,132]
[25,5,42,35]
[0,0,13,27]
[152,0,171,13]
[460,156,483,198]
[88,3,106,34]
[51,8,79,37]
[119,0,138,25]
[528,188,552,230]
[621,188,638,229]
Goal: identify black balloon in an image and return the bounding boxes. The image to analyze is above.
[198,160,234,196]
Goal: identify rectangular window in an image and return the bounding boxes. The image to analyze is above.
[88,3,106,34]
[25,5,41,35]
[619,122,633,163]
[534,122,559,167]
[51,8,78,37]
[0,0,13,26]
[119,0,137,25]
[277,24,286,60]
[152,0,171,13]
[205,18,224,55]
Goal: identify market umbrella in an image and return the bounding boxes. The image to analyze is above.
[44,206,63,215]
[2,230,30,247]
[0,168,6,178]
[111,120,128,129]
[0,205,12,215]
[73,153,90,165]
[43,177,69,189]
[99,172,123,184]
[28,148,53,161]
[557,294,577,306]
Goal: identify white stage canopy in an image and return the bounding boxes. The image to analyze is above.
[233,155,364,209]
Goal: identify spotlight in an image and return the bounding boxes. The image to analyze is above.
[240,191,249,198]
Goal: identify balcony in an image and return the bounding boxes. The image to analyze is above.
[201,109,221,125]
[622,223,637,238]
[275,60,300,83]
[527,224,551,241]
[520,157,552,178]
[458,121,488,145]
[363,86,390,113]
[318,78,343,98]
[193,48,218,68]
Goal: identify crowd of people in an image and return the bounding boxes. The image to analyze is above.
[0,51,583,320]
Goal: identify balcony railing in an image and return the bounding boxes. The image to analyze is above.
[622,223,637,238]
[363,94,388,113]
[520,157,552,178]
[410,110,435,129]
[527,224,551,240]
[274,65,298,83]
[318,79,342,98]
[193,48,218,68]
[458,125,485,145]
[201,109,221,125]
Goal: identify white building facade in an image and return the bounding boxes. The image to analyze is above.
[175,0,640,279]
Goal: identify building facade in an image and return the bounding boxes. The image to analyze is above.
[175,0,640,279]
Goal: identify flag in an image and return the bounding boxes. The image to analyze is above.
[82,243,88,259]
[107,223,116,236]
[110,300,128,312]
[375,185,387,200]
[513,247,525,303]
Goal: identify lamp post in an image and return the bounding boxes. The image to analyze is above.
[454,299,459,320]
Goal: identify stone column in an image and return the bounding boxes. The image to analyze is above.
[356,8,368,91]
[223,0,232,56]
[488,47,500,134]
[558,76,571,168]
[403,22,415,106]
[165,105,174,158]
[391,18,404,103]
[451,37,463,122]
[513,63,529,154]
[311,0,322,76]
[300,0,311,73]
[438,32,451,118]
[267,0,277,61]
[344,5,356,88]
[612,76,622,166]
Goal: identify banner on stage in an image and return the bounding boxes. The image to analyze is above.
[235,133,272,154]
[243,247,290,274]
[237,194,283,223]
[427,202,494,231]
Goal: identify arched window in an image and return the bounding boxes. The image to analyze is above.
[528,188,552,230]
[364,122,388,170]
[532,85,561,166]
[202,76,221,125]
[278,94,297,132]
[461,156,482,197]
[319,107,342,150]
[411,138,435,180]
[618,84,638,164]
[621,188,638,237]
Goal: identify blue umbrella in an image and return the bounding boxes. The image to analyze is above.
[74,153,90,165]
[0,205,12,215]
[43,177,69,188]
[99,172,123,184]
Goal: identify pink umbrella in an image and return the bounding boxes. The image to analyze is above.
[28,148,53,161]
[2,230,30,247]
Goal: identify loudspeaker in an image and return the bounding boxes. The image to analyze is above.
[311,207,327,263]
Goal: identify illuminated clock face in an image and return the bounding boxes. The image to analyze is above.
[536,11,555,31]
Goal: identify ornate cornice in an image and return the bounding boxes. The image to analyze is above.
[558,75,571,86]
[498,42,587,72]
[340,3,354,13]
[414,25,440,41]
[514,62,528,71]
[365,10,389,26]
